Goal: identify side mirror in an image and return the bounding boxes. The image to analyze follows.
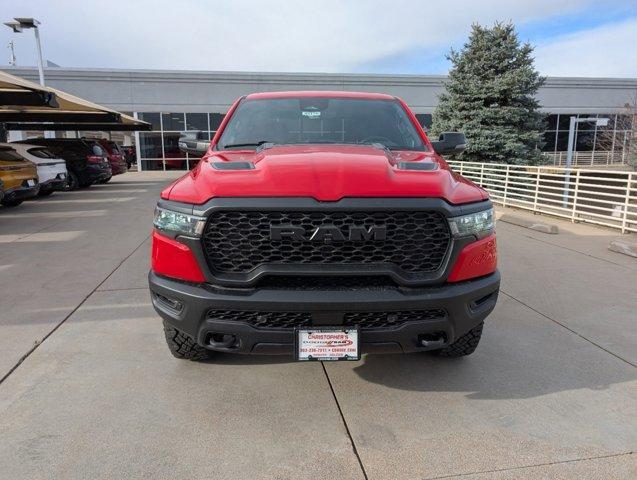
[430,132,467,155]
[178,131,209,156]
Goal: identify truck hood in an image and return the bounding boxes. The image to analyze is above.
[163,144,488,204]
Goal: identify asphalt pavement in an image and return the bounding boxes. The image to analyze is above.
[0,172,635,479]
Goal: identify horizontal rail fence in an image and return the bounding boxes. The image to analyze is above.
[543,151,628,167]
[448,161,637,233]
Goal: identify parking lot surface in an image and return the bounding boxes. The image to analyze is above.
[1,172,636,479]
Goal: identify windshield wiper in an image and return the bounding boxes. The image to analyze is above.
[223,141,273,150]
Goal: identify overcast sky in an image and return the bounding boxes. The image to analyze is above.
[1,0,636,77]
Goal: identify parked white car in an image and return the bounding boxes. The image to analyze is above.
[6,143,68,196]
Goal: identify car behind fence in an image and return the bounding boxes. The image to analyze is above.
[448,161,637,233]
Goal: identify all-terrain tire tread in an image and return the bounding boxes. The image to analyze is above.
[436,322,484,357]
[163,319,211,361]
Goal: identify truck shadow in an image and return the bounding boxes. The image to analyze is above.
[351,351,635,400]
[350,295,637,400]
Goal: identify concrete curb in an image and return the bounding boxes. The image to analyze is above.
[499,214,559,234]
[608,239,637,258]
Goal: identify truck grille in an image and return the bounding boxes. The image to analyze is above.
[206,308,447,330]
[201,210,451,276]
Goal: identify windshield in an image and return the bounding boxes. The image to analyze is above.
[217,97,427,151]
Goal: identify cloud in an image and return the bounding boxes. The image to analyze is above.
[533,18,637,77]
[1,0,631,76]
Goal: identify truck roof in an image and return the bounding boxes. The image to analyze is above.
[245,91,396,100]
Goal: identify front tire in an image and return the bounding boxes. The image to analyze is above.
[436,322,484,357]
[163,319,212,361]
[38,188,54,197]
[65,171,80,190]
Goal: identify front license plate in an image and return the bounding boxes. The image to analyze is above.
[27,179,36,187]
[296,327,360,361]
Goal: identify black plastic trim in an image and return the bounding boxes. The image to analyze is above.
[149,270,500,355]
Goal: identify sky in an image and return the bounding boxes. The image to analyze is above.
[1,0,636,77]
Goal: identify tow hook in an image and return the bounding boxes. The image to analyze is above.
[419,333,446,349]
[208,333,237,349]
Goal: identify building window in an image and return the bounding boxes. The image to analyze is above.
[137,112,161,130]
[161,113,185,132]
[185,113,208,133]
[136,112,226,170]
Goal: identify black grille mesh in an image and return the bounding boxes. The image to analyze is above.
[206,308,446,330]
[201,210,450,275]
[343,309,446,329]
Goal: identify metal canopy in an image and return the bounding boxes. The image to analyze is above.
[0,70,151,131]
[2,122,147,132]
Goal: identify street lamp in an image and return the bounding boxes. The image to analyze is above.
[562,115,609,207]
[4,17,45,86]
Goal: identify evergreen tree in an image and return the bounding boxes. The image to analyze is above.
[431,22,546,165]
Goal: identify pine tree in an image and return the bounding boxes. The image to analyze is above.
[431,22,546,165]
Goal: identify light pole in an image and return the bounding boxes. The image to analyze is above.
[4,17,45,86]
[562,115,609,208]
[7,40,16,66]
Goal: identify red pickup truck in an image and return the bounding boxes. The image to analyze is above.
[149,91,499,362]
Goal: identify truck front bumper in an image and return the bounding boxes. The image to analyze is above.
[149,270,500,355]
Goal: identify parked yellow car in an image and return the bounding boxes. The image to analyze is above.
[0,145,39,207]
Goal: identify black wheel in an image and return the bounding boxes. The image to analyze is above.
[1,198,23,207]
[38,188,54,197]
[100,176,111,184]
[65,171,80,190]
[78,180,93,188]
[163,319,212,361]
[436,322,484,357]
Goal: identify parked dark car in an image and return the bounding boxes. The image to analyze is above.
[14,138,112,190]
[98,140,128,180]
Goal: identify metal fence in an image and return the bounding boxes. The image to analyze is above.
[543,151,629,167]
[448,161,637,233]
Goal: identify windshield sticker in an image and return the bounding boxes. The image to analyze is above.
[302,111,321,118]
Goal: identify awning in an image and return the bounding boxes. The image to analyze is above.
[0,70,151,131]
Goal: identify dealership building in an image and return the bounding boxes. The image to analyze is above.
[2,67,636,171]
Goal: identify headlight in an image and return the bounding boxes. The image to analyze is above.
[153,206,206,237]
[448,208,494,238]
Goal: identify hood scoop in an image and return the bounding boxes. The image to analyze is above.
[397,162,438,171]
[211,161,254,170]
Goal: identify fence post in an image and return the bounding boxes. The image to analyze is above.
[533,167,540,213]
[479,163,484,186]
[622,173,632,233]
[459,162,465,176]
[571,170,580,223]
[503,165,510,207]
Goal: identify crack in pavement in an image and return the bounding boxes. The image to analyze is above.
[501,290,636,368]
[422,451,635,479]
[0,233,151,387]
[320,362,369,480]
